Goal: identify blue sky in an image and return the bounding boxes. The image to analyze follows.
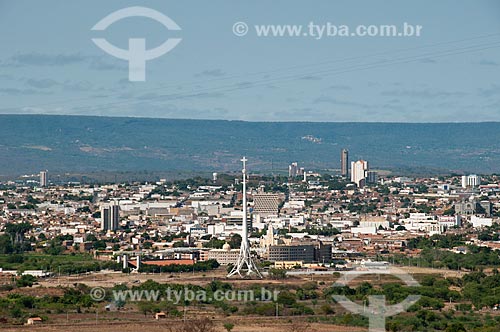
[0,0,500,122]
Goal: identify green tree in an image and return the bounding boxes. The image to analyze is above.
[0,234,14,254]
[204,238,225,249]
[4,222,33,253]
[277,290,296,306]
[229,234,242,249]
[173,240,186,248]
[93,240,107,250]
[5,222,32,245]
[268,268,287,280]
[16,275,37,288]
[86,234,98,242]
[223,322,235,332]
[445,322,466,332]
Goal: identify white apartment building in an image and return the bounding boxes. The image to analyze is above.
[462,175,481,188]
[351,160,369,187]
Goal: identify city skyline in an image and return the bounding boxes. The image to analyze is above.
[2,2,500,331]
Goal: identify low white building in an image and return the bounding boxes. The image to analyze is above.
[471,215,493,228]
[405,221,444,235]
[359,220,390,229]
[351,226,377,235]
[438,215,461,228]
[22,270,51,277]
[207,244,239,265]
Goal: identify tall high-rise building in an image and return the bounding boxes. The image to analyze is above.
[351,160,369,187]
[288,162,304,178]
[101,201,120,231]
[253,193,280,216]
[288,162,298,177]
[39,170,48,187]
[366,170,378,184]
[340,149,349,178]
[461,175,481,188]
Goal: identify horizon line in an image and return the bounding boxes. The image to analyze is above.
[1,113,500,125]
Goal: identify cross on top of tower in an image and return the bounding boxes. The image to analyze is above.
[241,156,247,173]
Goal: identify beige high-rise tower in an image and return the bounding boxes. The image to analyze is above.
[39,170,48,187]
[341,149,349,178]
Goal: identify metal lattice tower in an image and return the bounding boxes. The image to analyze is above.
[227,157,263,278]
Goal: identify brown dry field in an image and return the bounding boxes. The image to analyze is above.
[36,265,464,289]
[1,266,462,331]
[1,319,367,332]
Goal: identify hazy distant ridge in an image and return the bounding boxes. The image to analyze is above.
[0,115,499,175]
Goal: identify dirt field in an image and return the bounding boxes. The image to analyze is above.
[36,265,461,289]
[2,266,462,331]
[1,319,367,332]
